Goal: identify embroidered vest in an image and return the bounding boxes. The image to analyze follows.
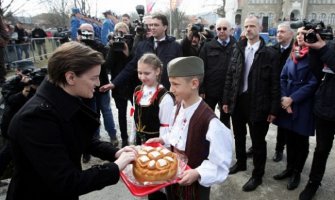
[174,100,217,168]
[134,85,170,134]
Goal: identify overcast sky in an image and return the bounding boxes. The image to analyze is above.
[10,0,222,17]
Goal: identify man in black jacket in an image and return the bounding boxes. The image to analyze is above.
[200,18,236,128]
[222,16,280,192]
[78,23,118,163]
[31,26,48,60]
[180,24,202,57]
[299,34,335,200]
[270,22,294,162]
[104,22,137,147]
[101,13,182,90]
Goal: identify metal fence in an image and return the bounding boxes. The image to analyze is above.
[4,38,63,69]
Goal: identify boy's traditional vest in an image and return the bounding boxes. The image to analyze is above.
[169,100,217,200]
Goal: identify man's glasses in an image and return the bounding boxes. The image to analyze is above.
[217,27,228,31]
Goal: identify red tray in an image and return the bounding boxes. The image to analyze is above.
[120,142,190,197]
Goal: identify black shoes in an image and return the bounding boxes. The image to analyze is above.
[273,169,293,180]
[246,147,253,158]
[229,162,247,175]
[242,177,262,192]
[273,151,283,162]
[299,181,320,200]
[287,172,301,190]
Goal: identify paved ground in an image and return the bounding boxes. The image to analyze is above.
[0,100,334,200]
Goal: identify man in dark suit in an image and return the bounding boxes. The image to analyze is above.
[222,15,280,192]
[199,18,236,128]
[100,13,182,91]
[270,22,294,162]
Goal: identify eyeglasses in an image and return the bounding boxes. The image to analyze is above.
[217,27,228,31]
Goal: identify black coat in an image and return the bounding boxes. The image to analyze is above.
[31,28,47,44]
[271,40,293,71]
[105,45,137,99]
[223,38,281,122]
[199,36,236,98]
[112,35,182,89]
[6,80,120,200]
[180,37,200,57]
[311,41,335,121]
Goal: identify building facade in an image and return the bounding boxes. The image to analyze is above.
[235,0,335,31]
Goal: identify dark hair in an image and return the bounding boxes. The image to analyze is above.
[122,14,130,19]
[48,41,104,86]
[152,13,169,26]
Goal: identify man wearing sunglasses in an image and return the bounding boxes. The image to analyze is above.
[223,15,280,192]
[199,18,236,128]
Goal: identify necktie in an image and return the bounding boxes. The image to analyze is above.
[242,47,254,92]
[221,41,226,47]
[154,41,160,50]
[281,47,285,53]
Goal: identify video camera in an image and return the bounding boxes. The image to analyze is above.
[108,31,133,51]
[22,68,48,86]
[290,20,333,43]
[191,23,204,34]
[133,5,146,36]
[77,29,94,40]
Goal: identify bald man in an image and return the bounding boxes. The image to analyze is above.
[223,16,280,191]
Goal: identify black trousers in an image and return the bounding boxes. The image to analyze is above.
[204,95,230,128]
[285,129,309,173]
[231,93,251,164]
[275,127,286,152]
[0,141,12,178]
[114,96,129,142]
[0,48,7,81]
[232,93,269,178]
[309,116,335,183]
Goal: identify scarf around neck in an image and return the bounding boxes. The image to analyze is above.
[291,43,309,64]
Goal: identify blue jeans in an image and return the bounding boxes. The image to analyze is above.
[92,91,117,139]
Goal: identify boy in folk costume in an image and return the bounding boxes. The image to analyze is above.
[148,56,233,200]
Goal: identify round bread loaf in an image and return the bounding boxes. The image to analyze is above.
[133,146,178,183]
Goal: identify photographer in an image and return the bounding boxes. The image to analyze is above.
[1,61,35,104]
[299,32,335,200]
[180,23,202,56]
[0,67,46,183]
[78,23,118,152]
[131,15,153,55]
[104,22,137,147]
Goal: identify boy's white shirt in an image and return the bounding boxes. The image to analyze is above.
[139,84,174,139]
[162,98,233,187]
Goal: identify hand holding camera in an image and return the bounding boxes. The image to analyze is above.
[290,20,333,44]
[304,32,326,50]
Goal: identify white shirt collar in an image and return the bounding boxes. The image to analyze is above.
[247,40,261,51]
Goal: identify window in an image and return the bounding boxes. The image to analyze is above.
[321,13,327,22]
[331,13,335,25]
[311,13,317,20]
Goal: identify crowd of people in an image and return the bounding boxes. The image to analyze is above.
[0,7,334,200]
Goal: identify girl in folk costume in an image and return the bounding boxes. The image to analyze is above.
[133,53,174,145]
